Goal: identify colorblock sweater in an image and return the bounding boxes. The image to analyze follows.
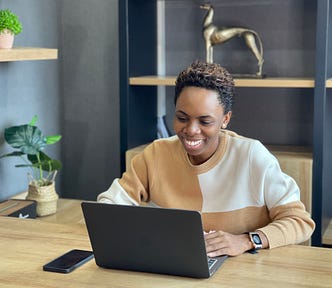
[97,130,315,248]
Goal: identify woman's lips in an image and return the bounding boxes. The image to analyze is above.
[183,139,204,150]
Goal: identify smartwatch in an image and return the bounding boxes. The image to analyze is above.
[248,232,263,250]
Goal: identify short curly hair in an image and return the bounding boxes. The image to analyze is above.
[174,60,234,113]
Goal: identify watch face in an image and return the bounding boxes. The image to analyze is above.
[252,234,262,245]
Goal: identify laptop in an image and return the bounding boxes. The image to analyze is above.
[81,202,227,278]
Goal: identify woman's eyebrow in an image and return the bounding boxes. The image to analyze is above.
[175,110,188,116]
[199,115,213,119]
[176,110,214,119]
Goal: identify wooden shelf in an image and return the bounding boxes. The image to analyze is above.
[130,76,176,86]
[0,47,58,62]
[130,76,332,88]
[326,78,332,88]
[129,76,321,88]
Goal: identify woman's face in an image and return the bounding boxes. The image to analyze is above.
[173,86,231,165]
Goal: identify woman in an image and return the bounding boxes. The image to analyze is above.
[98,61,315,256]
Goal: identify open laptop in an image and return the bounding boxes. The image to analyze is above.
[81,202,227,278]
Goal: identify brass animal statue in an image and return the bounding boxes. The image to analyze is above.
[200,4,264,77]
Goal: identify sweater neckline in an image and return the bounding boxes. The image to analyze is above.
[181,131,229,173]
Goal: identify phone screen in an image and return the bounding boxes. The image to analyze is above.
[43,249,94,273]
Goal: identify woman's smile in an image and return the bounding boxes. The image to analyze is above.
[184,138,204,149]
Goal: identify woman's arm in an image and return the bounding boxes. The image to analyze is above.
[97,178,139,205]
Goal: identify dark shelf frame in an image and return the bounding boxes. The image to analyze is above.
[119,0,332,247]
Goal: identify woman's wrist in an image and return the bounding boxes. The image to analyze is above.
[244,231,269,251]
[241,233,255,252]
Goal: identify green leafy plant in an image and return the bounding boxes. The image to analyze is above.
[0,116,62,187]
[0,9,23,35]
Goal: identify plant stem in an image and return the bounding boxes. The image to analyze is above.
[36,152,43,182]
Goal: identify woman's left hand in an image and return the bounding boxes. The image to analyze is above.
[204,230,253,257]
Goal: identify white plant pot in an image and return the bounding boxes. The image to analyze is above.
[0,29,15,49]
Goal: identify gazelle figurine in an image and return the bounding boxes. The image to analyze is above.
[200,4,264,77]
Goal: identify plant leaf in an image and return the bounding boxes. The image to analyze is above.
[28,151,62,172]
[49,159,62,171]
[15,164,34,168]
[0,151,25,158]
[29,115,38,126]
[45,135,62,145]
[4,125,46,154]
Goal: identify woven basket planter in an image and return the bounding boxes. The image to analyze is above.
[26,182,59,216]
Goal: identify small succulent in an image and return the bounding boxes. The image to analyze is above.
[0,9,23,35]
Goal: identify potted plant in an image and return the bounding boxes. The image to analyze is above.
[0,116,62,216]
[0,9,23,48]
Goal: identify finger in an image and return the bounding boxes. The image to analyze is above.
[206,243,226,254]
[205,237,223,248]
[206,241,228,257]
[204,230,223,240]
[207,249,226,258]
[205,238,227,253]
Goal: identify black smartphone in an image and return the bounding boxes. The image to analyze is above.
[43,249,94,273]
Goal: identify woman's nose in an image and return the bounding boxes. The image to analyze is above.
[184,121,200,135]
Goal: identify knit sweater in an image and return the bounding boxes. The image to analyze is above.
[97,130,315,248]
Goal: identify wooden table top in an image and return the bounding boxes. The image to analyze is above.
[11,192,85,224]
[1,216,332,288]
[37,198,85,224]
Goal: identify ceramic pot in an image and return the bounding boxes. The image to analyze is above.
[0,29,14,49]
[26,182,59,216]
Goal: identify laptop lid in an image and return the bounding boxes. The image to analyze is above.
[81,202,226,278]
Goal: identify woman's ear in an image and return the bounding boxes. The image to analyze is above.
[222,111,232,129]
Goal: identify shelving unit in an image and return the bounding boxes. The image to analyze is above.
[0,47,58,62]
[120,0,332,246]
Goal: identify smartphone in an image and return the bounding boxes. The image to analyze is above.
[43,249,94,273]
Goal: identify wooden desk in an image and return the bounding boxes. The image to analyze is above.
[36,198,85,224]
[1,217,331,288]
[12,192,85,224]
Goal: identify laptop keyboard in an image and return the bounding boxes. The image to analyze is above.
[208,257,218,269]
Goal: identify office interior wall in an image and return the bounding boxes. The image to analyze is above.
[0,0,120,201]
[59,0,120,200]
[0,1,60,201]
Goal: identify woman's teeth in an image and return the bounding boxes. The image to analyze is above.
[185,139,203,148]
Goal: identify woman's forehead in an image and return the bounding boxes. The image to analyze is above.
[176,87,224,116]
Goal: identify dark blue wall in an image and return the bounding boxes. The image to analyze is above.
[0,0,121,201]
[0,1,60,200]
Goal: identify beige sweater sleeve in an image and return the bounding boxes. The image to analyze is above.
[258,201,315,248]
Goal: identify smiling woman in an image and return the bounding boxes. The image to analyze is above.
[97,60,315,257]
[173,62,233,165]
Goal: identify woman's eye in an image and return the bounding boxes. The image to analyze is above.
[200,120,212,126]
[176,116,187,122]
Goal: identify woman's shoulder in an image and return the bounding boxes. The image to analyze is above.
[222,129,260,147]
[143,135,182,155]
[222,130,274,159]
